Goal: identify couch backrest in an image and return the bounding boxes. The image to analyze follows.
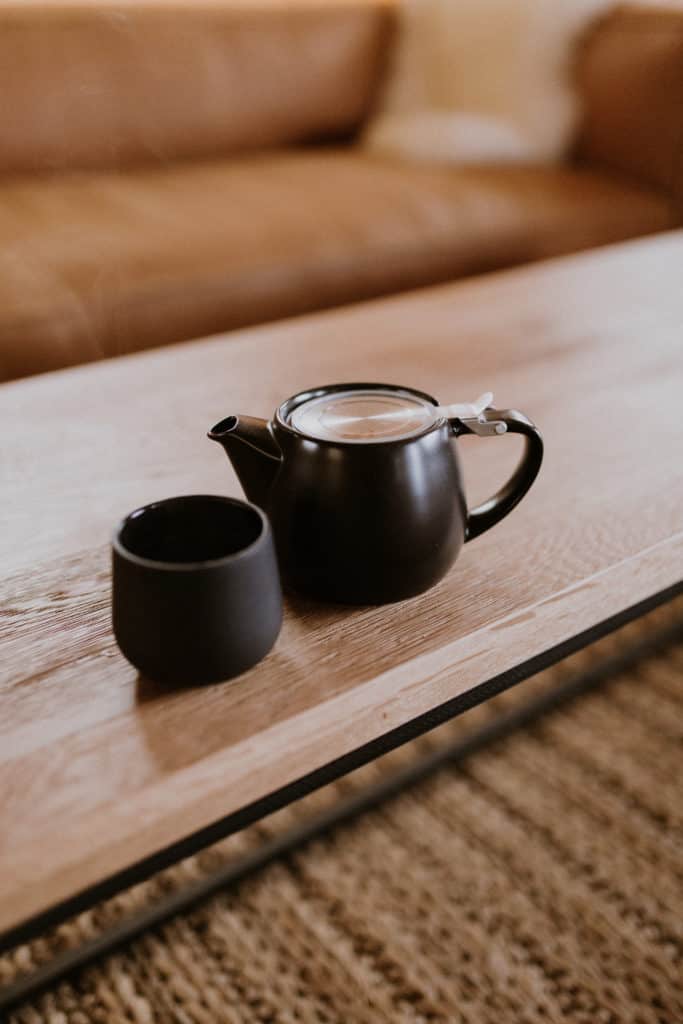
[0,0,393,174]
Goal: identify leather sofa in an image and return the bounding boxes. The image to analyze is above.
[1,0,681,382]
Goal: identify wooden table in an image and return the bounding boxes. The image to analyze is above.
[2,232,682,968]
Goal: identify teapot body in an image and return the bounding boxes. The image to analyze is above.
[268,388,466,604]
[209,382,543,606]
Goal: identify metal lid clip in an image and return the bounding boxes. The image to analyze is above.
[437,392,508,436]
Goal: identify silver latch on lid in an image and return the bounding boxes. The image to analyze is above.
[437,392,508,436]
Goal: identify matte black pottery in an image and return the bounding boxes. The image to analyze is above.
[209,384,543,605]
[112,495,282,684]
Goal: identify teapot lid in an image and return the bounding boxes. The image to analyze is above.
[287,387,494,444]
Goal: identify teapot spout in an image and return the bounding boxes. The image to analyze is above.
[208,415,282,509]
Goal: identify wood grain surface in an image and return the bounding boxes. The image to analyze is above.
[1,231,682,937]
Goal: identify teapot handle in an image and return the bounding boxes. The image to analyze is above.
[451,408,544,542]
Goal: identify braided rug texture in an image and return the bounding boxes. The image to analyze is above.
[4,599,682,1024]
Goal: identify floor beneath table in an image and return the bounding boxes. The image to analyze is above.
[4,599,682,1024]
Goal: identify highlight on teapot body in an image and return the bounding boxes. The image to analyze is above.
[288,389,438,443]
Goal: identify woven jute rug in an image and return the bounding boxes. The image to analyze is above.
[4,599,682,1024]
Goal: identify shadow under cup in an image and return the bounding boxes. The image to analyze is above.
[112,495,283,684]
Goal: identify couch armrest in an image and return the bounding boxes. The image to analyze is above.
[575,4,683,212]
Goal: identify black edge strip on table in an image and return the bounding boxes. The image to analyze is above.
[1,580,681,963]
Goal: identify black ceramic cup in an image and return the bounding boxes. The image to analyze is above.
[112,495,282,684]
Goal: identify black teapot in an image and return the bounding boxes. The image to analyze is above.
[209,383,543,604]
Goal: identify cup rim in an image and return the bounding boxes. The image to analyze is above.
[112,494,269,572]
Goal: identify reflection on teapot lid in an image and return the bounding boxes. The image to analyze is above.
[288,388,437,443]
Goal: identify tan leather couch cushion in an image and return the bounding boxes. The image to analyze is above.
[0,151,674,381]
[0,1,391,174]
[576,4,683,207]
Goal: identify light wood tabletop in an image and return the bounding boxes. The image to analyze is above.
[1,231,682,943]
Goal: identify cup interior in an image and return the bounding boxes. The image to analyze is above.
[117,496,263,565]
